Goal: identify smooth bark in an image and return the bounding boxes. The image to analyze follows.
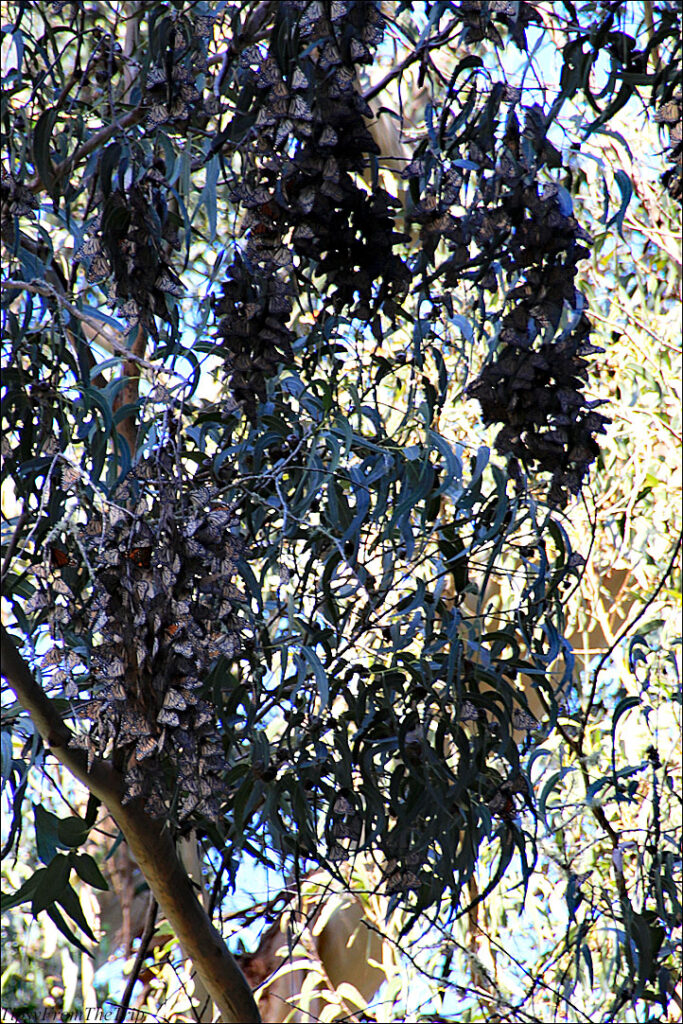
[1,625,261,1024]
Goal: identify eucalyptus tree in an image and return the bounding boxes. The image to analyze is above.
[1,2,680,1021]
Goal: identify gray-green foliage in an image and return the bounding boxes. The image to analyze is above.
[1,2,680,1021]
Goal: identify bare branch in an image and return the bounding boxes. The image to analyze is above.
[28,107,146,193]
[2,279,158,371]
[363,19,459,103]
[114,892,158,1024]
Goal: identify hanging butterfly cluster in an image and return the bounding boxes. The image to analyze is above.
[74,163,182,332]
[144,6,215,131]
[324,790,363,865]
[211,252,297,419]
[146,61,202,132]
[71,8,217,331]
[37,462,244,823]
[404,95,609,507]
[1,169,38,238]
[383,851,423,896]
[655,95,682,204]
[455,0,541,50]
[213,0,410,417]
[464,108,610,506]
[463,163,610,506]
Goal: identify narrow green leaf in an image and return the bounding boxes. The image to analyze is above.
[606,169,633,238]
[302,646,329,709]
[0,731,12,792]
[32,106,58,192]
[611,696,640,773]
[71,853,108,891]
[203,155,219,240]
[538,767,573,823]
[31,853,70,915]
[582,943,594,988]
[57,882,96,941]
[45,903,90,955]
[34,804,64,864]
[1,869,45,911]
[84,795,101,829]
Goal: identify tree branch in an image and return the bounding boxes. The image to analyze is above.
[2,279,158,372]
[28,107,146,193]
[114,892,157,1024]
[362,19,459,103]
[0,626,262,1024]
[113,322,147,458]
[1,626,122,804]
[578,530,683,752]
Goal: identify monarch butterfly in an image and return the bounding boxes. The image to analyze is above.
[183,537,206,559]
[350,39,370,63]
[291,68,308,90]
[500,796,516,820]
[318,126,338,148]
[206,506,231,527]
[135,735,157,761]
[157,707,180,727]
[126,774,145,799]
[85,254,110,283]
[127,545,152,569]
[251,220,276,237]
[74,236,102,260]
[146,65,168,90]
[50,546,73,569]
[155,271,184,297]
[163,689,187,711]
[119,299,141,324]
[145,791,167,816]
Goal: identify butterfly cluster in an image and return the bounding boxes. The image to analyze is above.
[383,851,422,896]
[144,5,214,131]
[1,169,38,238]
[455,0,541,51]
[212,254,297,419]
[326,791,363,863]
[146,62,202,131]
[42,462,243,824]
[463,168,609,507]
[655,95,682,204]
[74,163,182,331]
[403,95,609,507]
[213,0,410,416]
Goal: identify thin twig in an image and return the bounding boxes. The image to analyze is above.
[0,511,28,584]
[579,529,683,753]
[28,106,146,193]
[363,21,459,104]
[2,279,158,371]
[114,892,158,1024]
